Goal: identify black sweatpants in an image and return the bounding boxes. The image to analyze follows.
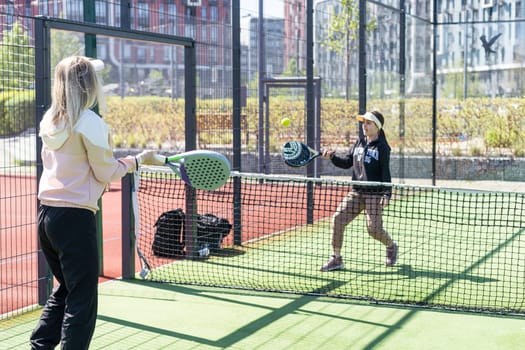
[30,205,99,350]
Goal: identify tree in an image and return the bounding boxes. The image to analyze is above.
[439,60,484,99]
[282,57,305,77]
[0,22,34,89]
[49,31,112,86]
[321,0,375,100]
[0,24,87,90]
[50,30,83,68]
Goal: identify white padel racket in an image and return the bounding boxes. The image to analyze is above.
[154,150,231,190]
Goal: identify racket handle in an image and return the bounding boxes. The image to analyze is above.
[153,154,167,165]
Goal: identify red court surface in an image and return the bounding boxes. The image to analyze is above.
[2,174,346,316]
[1,176,129,316]
[98,180,136,281]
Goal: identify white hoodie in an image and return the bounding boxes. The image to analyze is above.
[38,109,133,213]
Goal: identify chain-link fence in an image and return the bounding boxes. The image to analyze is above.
[1,0,525,321]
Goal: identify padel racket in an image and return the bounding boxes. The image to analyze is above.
[282,141,321,167]
[154,150,231,190]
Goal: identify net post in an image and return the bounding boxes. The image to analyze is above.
[121,173,135,278]
[233,175,242,246]
[185,185,200,259]
[306,180,314,224]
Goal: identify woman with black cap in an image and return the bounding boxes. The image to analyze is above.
[319,110,398,272]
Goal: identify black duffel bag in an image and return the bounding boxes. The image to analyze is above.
[152,208,185,258]
[196,213,232,252]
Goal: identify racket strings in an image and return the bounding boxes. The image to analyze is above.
[282,141,312,167]
[185,157,230,190]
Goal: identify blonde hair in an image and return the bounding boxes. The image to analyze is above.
[40,56,104,133]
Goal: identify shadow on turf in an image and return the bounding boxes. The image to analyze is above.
[396,264,498,283]
[330,263,498,284]
[99,279,523,350]
[210,247,245,258]
[99,279,381,349]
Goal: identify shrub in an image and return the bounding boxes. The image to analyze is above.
[0,90,35,135]
[104,96,184,149]
[99,95,525,157]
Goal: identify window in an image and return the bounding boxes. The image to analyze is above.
[137,2,149,29]
[137,47,147,62]
[6,1,14,25]
[210,47,218,65]
[482,0,494,8]
[66,0,83,21]
[168,4,177,35]
[435,32,442,54]
[201,25,207,41]
[211,26,218,42]
[168,3,177,17]
[185,11,196,38]
[96,0,107,24]
[186,6,196,17]
[98,43,107,61]
[472,9,479,21]
[211,6,218,22]
[159,3,165,27]
[163,46,171,62]
[123,44,131,60]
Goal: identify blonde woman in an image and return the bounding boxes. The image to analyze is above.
[31,56,159,349]
[320,111,398,272]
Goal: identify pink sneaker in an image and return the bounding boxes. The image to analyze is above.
[320,255,344,272]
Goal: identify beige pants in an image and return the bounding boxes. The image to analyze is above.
[331,191,393,252]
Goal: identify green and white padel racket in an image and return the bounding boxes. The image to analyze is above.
[154,150,231,190]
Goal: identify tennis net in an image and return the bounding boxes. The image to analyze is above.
[132,168,525,315]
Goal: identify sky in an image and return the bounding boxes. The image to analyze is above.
[240,0,284,18]
[239,0,285,45]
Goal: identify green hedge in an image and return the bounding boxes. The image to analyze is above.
[3,92,523,157]
[0,90,35,135]
[104,96,185,149]
[102,96,525,156]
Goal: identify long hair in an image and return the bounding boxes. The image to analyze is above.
[40,56,104,134]
[370,110,390,149]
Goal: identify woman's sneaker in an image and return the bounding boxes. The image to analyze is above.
[320,255,344,272]
[386,242,398,267]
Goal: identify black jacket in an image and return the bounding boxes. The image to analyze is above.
[331,135,392,196]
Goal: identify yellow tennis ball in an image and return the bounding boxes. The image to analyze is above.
[281,117,291,127]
